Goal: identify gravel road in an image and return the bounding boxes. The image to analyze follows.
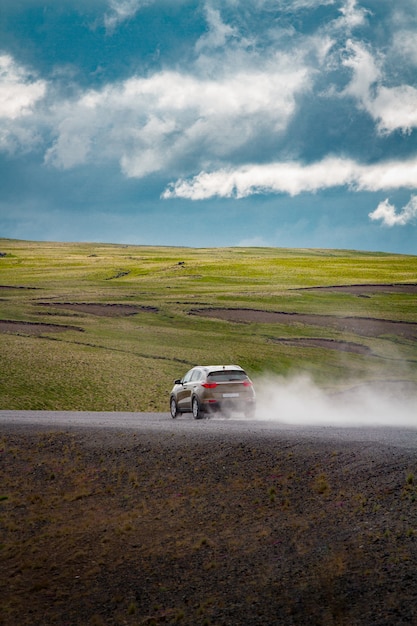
[1,410,416,450]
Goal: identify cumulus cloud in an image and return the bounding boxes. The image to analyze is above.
[162,156,417,199]
[0,54,46,120]
[369,196,417,227]
[0,54,47,153]
[4,1,324,175]
[368,85,417,134]
[45,58,311,175]
[2,0,417,217]
[343,40,417,133]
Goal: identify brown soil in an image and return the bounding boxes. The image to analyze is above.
[269,338,372,355]
[1,424,417,626]
[0,320,83,336]
[0,304,158,335]
[36,303,159,316]
[191,309,417,341]
[297,284,417,295]
[0,285,39,290]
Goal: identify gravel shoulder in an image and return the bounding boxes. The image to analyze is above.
[1,419,417,625]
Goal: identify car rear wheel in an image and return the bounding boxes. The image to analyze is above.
[192,396,203,420]
[170,397,180,419]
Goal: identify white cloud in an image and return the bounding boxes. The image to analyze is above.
[335,0,370,31]
[104,0,151,33]
[342,40,380,101]
[369,196,417,227]
[368,85,417,134]
[162,156,417,199]
[0,54,46,120]
[2,0,417,209]
[343,40,417,133]
[45,58,311,175]
[0,124,43,155]
[0,54,47,154]
[196,6,238,52]
[276,0,335,8]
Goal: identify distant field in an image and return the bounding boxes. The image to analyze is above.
[1,239,416,411]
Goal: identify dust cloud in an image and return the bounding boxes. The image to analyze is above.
[253,375,417,428]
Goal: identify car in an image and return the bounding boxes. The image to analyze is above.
[169,364,256,419]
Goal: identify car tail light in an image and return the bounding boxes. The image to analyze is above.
[202,382,218,388]
[242,381,253,387]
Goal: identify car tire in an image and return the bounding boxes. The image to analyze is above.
[244,406,256,419]
[170,397,180,419]
[192,396,203,420]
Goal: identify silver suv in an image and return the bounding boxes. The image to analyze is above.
[169,365,256,419]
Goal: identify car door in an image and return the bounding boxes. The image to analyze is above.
[176,368,195,411]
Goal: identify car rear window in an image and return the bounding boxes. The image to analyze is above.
[207,370,248,382]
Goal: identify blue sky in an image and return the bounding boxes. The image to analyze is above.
[1,0,417,253]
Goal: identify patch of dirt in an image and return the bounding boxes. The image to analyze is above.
[191,308,417,340]
[297,283,417,295]
[0,285,39,290]
[105,270,131,280]
[270,337,372,355]
[0,320,83,336]
[36,302,158,317]
[1,425,417,626]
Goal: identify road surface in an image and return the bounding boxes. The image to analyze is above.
[0,410,416,450]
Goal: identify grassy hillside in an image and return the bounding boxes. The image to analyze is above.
[1,239,416,411]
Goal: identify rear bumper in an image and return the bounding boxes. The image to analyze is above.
[202,398,256,413]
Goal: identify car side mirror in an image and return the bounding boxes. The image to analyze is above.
[174,379,182,385]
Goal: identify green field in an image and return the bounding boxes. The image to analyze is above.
[1,239,416,411]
